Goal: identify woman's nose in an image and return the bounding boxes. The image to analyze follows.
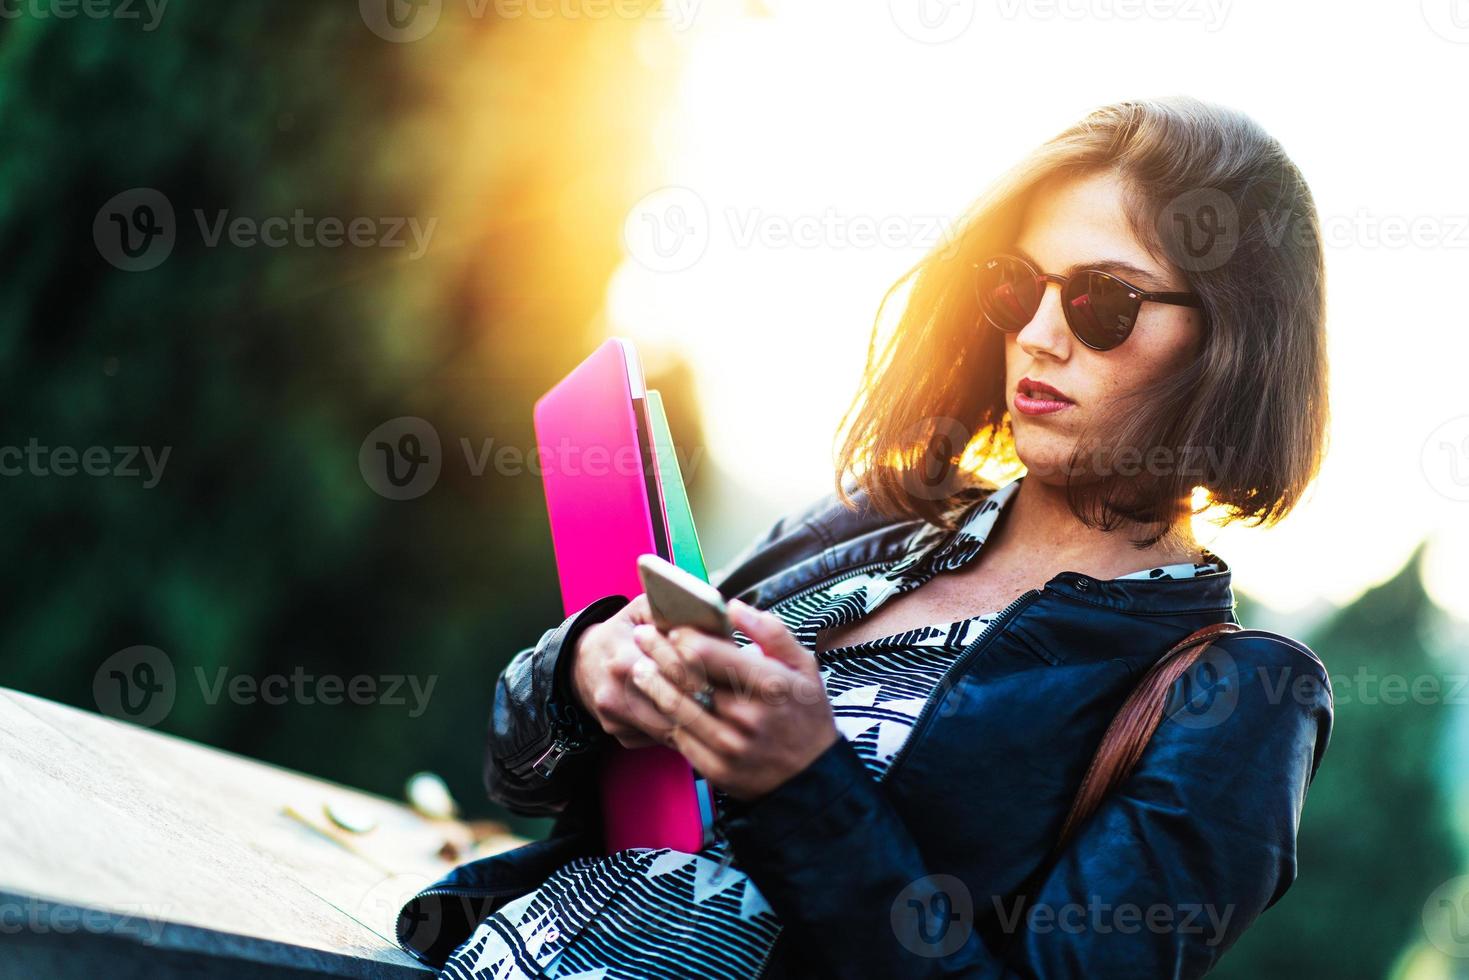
[1015,282,1072,360]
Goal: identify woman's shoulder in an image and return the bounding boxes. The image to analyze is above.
[1170,626,1333,777]
[1207,626,1329,690]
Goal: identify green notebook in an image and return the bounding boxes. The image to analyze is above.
[646,389,718,840]
[645,390,708,582]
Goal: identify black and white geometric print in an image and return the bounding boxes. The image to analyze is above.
[438,844,778,980]
[437,475,1224,980]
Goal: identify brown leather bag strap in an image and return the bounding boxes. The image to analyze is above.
[1054,621,1243,850]
[1003,622,1243,923]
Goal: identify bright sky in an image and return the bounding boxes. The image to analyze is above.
[605,0,1469,620]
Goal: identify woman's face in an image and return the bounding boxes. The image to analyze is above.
[1002,172,1206,483]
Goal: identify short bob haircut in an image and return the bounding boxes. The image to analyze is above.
[835,96,1329,549]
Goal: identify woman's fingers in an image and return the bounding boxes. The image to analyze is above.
[667,626,776,696]
[586,630,680,745]
[631,625,766,734]
[621,594,654,627]
[628,655,728,747]
[708,686,762,733]
[613,682,679,742]
[632,623,708,694]
[728,599,815,671]
[594,666,671,747]
[666,719,740,781]
[665,622,829,718]
[663,723,732,784]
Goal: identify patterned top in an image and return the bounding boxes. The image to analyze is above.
[440,476,1225,980]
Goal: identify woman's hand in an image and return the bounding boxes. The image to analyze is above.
[570,595,683,749]
[627,598,839,802]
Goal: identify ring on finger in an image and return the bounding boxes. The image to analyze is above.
[692,683,715,713]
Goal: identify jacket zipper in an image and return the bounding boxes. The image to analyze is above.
[506,692,600,781]
[878,587,1044,782]
[529,735,574,778]
[518,711,600,779]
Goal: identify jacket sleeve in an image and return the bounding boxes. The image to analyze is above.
[483,498,815,817]
[716,637,1333,979]
[483,594,630,816]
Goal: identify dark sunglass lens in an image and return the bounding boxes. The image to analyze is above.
[977,256,1042,332]
[1066,272,1140,350]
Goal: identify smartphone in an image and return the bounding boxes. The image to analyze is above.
[636,554,733,638]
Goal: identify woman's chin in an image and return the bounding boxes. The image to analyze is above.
[1014,442,1081,482]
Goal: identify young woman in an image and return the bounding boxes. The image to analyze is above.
[400,95,1333,979]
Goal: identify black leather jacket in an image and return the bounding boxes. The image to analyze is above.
[397,484,1333,978]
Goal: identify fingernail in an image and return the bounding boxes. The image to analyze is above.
[633,623,655,646]
[631,658,654,682]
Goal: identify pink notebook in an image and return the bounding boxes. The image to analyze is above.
[532,338,705,854]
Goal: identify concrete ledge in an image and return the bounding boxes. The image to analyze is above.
[0,687,523,978]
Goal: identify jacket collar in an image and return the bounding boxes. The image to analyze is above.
[1042,563,1236,615]
[864,475,1237,617]
[729,475,1237,619]
[963,475,1237,615]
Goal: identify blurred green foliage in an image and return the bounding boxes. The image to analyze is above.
[1221,547,1464,979]
[0,3,678,841]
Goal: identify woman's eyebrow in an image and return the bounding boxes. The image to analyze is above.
[1072,259,1171,291]
[1012,246,1171,291]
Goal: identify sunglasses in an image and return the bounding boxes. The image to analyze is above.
[974,253,1204,351]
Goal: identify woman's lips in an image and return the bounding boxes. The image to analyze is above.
[1014,391,1074,416]
[1015,378,1075,416]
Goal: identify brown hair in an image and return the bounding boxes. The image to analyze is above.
[834,96,1329,548]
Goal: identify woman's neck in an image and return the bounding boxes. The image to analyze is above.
[992,475,1204,579]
